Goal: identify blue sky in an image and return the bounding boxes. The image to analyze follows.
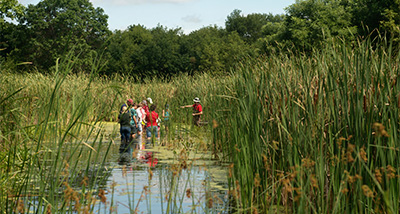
[20,0,296,34]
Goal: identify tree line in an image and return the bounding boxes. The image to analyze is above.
[1,0,399,79]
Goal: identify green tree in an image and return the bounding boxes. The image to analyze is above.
[16,0,110,72]
[105,25,186,79]
[184,25,250,75]
[351,0,400,42]
[0,0,24,22]
[281,0,357,51]
[226,9,277,44]
[0,0,25,60]
[146,25,186,77]
[106,25,152,77]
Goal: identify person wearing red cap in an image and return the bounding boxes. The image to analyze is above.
[120,99,134,114]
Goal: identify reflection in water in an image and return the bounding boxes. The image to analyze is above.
[22,124,229,213]
[107,133,230,213]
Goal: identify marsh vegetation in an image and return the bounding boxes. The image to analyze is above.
[1,37,400,213]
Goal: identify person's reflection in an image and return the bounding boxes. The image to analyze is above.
[118,133,142,165]
[135,142,158,167]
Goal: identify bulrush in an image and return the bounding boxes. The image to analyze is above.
[362,185,374,198]
[186,188,191,198]
[46,204,52,214]
[98,189,107,204]
[372,123,389,137]
[16,199,25,214]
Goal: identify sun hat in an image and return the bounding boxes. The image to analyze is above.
[127,99,134,105]
[142,100,147,105]
[193,97,200,103]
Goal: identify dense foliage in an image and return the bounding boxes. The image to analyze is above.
[1,0,400,77]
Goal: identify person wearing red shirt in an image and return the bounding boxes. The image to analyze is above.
[146,104,159,140]
[181,97,203,126]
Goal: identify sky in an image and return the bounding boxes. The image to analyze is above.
[20,0,296,34]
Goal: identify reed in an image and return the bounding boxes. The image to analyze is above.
[0,52,116,213]
[212,37,400,213]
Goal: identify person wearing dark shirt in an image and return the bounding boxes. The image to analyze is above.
[118,106,131,153]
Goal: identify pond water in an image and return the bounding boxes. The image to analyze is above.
[97,133,231,213]
[18,122,230,213]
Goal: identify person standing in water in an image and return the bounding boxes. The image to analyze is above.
[118,106,131,153]
[146,104,160,140]
[162,104,171,136]
[180,97,203,126]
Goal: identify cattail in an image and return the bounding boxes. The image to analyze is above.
[254,173,261,188]
[311,174,318,188]
[375,169,383,184]
[362,185,374,198]
[207,194,213,208]
[46,204,52,214]
[386,165,396,179]
[186,188,191,198]
[16,199,25,214]
[360,147,368,162]
[98,189,107,204]
[80,176,89,187]
[373,123,389,137]
[212,119,218,129]
[228,163,234,178]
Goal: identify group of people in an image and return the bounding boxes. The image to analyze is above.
[118,96,203,153]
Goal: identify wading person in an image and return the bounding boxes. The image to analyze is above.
[136,103,144,137]
[146,104,160,140]
[180,97,203,126]
[162,104,171,136]
[129,103,139,140]
[118,106,131,154]
[120,98,133,114]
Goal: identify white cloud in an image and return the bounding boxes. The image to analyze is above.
[181,15,201,23]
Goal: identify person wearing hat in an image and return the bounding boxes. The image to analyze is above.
[180,97,203,126]
[120,98,134,114]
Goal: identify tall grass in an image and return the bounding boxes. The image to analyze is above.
[212,37,400,213]
[0,52,119,213]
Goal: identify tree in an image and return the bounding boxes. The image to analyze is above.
[351,0,400,42]
[105,25,187,79]
[0,0,25,59]
[184,25,250,75]
[0,0,24,22]
[225,9,275,44]
[281,0,357,51]
[16,0,110,72]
